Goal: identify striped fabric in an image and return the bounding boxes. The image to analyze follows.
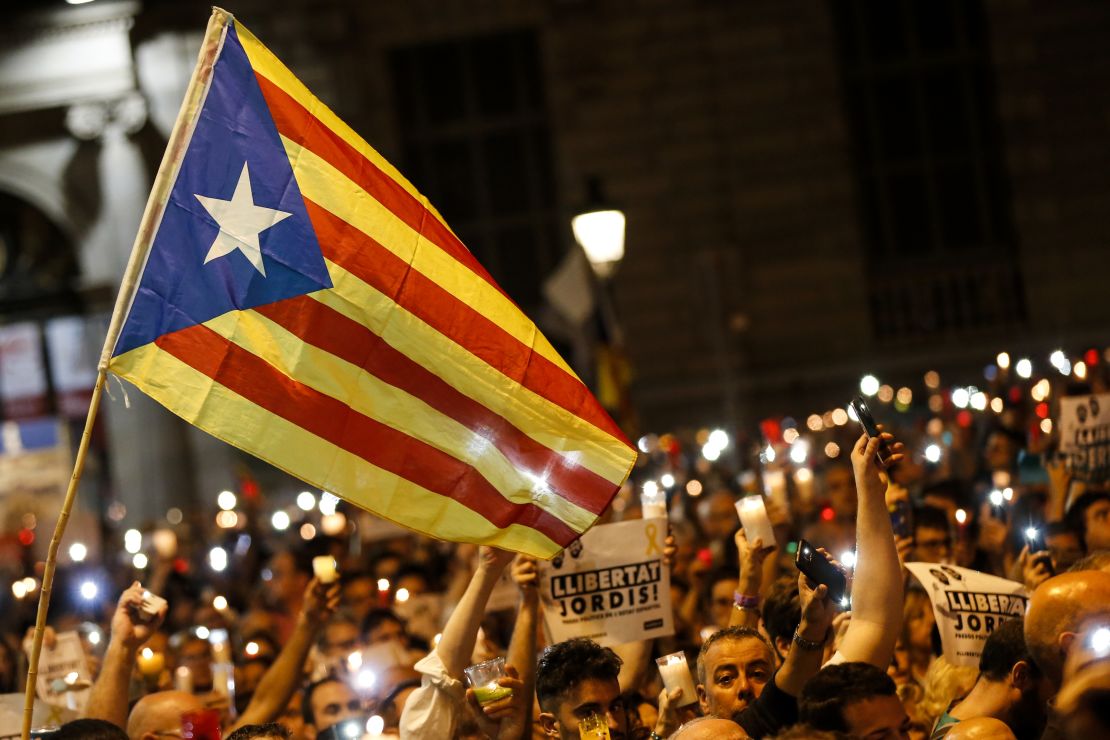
[107,12,635,558]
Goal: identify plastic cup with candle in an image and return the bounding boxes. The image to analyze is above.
[175,665,194,693]
[465,657,512,706]
[762,469,788,509]
[640,483,668,521]
[735,495,776,549]
[137,647,165,677]
[655,652,698,706]
[152,528,177,558]
[312,555,338,584]
[578,714,611,739]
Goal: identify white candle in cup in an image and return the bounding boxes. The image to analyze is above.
[175,666,194,693]
[137,648,164,677]
[655,652,698,706]
[313,556,338,584]
[735,495,776,548]
[640,483,667,520]
[762,469,787,509]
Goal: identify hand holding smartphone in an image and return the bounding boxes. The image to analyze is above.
[794,539,848,604]
[850,396,893,467]
[1023,526,1055,576]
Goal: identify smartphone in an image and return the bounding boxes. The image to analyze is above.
[850,396,892,466]
[794,539,847,604]
[1023,527,1055,576]
[889,499,912,539]
[128,591,167,624]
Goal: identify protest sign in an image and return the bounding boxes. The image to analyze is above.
[538,517,672,647]
[906,563,1027,667]
[1059,393,1110,482]
[27,631,91,712]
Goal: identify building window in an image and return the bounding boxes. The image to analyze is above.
[832,0,1025,341]
[389,30,560,312]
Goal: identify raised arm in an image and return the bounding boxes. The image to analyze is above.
[506,555,539,729]
[773,573,837,696]
[836,433,905,668]
[438,547,514,678]
[227,577,338,733]
[84,582,166,729]
[728,529,774,630]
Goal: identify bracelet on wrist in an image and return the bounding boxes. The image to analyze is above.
[733,591,760,609]
[792,628,825,651]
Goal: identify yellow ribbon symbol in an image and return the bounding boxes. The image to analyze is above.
[645,523,661,556]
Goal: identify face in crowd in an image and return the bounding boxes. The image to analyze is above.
[303,677,363,740]
[536,638,627,739]
[696,628,775,722]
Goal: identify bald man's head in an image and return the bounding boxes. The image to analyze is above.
[671,716,748,739]
[127,691,205,740]
[1024,571,1110,689]
[945,716,1016,739]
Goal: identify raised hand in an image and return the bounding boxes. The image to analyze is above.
[301,577,341,626]
[478,546,517,574]
[112,582,166,650]
[735,528,775,596]
[466,664,527,739]
[851,432,905,500]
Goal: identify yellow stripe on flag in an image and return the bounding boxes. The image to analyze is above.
[111,339,564,557]
[233,21,457,238]
[203,309,598,533]
[281,137,579,381]
[314,262,633,485]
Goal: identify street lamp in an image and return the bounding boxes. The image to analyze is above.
[572,177,625,278]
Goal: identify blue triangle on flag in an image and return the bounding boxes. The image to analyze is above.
[113,23,331,357]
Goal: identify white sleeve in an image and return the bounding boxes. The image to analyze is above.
[399,651,468,739]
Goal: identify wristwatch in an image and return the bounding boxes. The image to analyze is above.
[792,628,825,651]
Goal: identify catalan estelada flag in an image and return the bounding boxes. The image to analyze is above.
[103,9,635,558]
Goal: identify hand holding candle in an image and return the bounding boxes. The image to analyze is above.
[655,652,698,706]
[736,495,776,549]
[465,657,513,705]
[312,555,338,584]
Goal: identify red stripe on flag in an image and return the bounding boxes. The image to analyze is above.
[253,73,508,301]
[254,296,616,515]
[155,323,579,545]
[303,199,626,441]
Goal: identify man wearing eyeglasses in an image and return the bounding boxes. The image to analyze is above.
[912,506,954,564]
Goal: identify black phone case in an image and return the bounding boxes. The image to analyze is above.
[794,539,847,603]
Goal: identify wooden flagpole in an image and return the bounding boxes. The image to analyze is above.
[20,9,232,738]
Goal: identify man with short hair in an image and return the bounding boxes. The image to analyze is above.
[1023,570,1110,739]
[126,691,206,740]
[912,506,954,564]
[1065,491,1110,553]
[536,638,627,739]
[226,723,292,740]
[670,716,748,739]
[798,662,911,738]
[301,676,364,739]
[932,618,1049,739]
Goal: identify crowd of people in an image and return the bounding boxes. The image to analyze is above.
[7,360,1110,739]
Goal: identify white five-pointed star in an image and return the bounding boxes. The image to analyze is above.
[195,162,291,276]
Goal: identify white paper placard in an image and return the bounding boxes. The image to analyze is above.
[538,517,672,647]
[906,562,1028,667]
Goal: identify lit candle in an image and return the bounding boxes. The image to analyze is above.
[313,556,338,584]
[137,647,165,677]
[640,485,667,521]
[175,666,193,693]
[762,469,787,509]
[152,529,177,558]
[377,578,390,606]
[655,652,698,706]
[735,496,776,549]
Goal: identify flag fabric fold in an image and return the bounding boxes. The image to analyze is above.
[105,9,635,558]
